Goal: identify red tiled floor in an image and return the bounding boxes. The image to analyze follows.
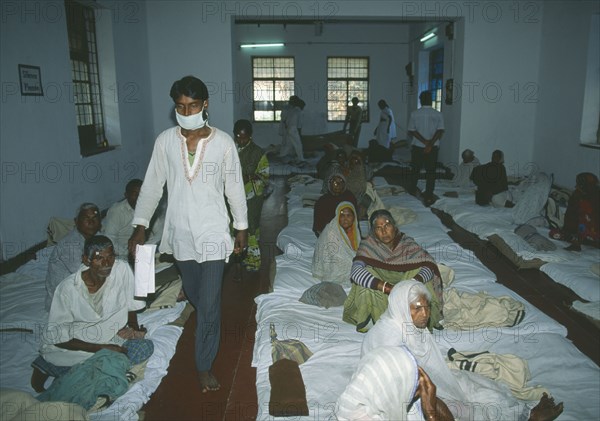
[141,176,287,420]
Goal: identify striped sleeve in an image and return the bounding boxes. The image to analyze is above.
[414,266,434,283]
[350,261,377,289]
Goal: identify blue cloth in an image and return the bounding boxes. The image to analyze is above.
[37,349,130,410]
[176,259,225,371]
[123,338,154,365]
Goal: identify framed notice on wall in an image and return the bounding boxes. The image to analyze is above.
[18,64,44,96]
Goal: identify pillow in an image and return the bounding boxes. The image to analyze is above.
[46,217,75,246]
[0,388,87,421]
[512,172,553,224]
[299,282,347,308]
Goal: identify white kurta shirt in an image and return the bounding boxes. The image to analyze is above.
[102,199,135,258]
[133,126,248,263]
[408,105,444,148]
[41,259,145,366]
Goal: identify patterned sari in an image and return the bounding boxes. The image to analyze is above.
[343,231,443,331]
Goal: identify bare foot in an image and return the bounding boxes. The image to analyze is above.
[198,371,220,393]
[529,393,564,421]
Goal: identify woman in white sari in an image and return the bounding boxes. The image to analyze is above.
[335,346,443,421]
[312,201,360,286]
[361,281,563,421]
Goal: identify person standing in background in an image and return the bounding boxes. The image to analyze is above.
[408,91,445,206]
[374,99,396,149]
[232,119,269,274]
[343,97,363,147]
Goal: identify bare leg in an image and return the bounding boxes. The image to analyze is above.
[529,393,564,421]
[31,367,49,392]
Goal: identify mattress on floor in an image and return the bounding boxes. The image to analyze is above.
[253,178,599,420]
[0,247,186,421]
[432,181,600,305]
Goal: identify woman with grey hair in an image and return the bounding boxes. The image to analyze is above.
[343,209,443,331]
[361,281,564,421]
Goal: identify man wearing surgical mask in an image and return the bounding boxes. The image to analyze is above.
[129,76,248,394]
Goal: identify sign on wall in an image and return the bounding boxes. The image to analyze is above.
[18,64,44,96]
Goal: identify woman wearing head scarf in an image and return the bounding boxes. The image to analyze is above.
[335,346,446,421]
[361,281,564,421]
[312,202,360,286]
[312,171,357,237]
[342,209,443,331]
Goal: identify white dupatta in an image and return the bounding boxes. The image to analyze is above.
[312,201,360,286]
[362,281,524,421]
[335,346,424,421]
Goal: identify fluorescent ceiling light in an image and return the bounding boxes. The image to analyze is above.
[240,42,284,48]
[420,32,436,42]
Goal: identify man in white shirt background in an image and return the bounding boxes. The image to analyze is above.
[407,91,445,207]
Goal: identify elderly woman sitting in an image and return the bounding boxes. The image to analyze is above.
[335,345,453,421]
[312,202,360,286]
[361,281,564,421]
[313,171,358,237]
[342,209,443,331]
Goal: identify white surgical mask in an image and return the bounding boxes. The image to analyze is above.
[176,108,207,130]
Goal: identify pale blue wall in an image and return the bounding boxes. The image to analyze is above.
[2,0,598,259]
[1,0,153,260]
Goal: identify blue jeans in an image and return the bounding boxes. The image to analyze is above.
[176,259,225,372]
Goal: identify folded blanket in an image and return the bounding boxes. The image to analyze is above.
[514,224,557,251]
[447,348,549,401]
[443,289,526,329]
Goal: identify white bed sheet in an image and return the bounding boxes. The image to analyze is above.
[540,249,600,302]
[431,184,600,304]
[0,247,186,421]
[252,174,600,420]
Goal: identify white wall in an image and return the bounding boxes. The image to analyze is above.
[144,1,235,139]
[458,1,544,177]
[0,0,153,260]
[533,1,600,187]
[233,22,409,149]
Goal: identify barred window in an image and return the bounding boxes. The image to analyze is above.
[252,57,295,122]
[327,57,369,122]
[65,0,108,156]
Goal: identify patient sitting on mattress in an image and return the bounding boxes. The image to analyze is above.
[102,179,166,261]
[31,235,153,392]
[312,202,360,286]
[471,150,515,208]
[313,170,357,237]
[551,172,600,251]
[45,203,102,311]
[342,209,443,332]
[360,281,564,421]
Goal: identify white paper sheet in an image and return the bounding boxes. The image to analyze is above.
[135,244,156,297]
